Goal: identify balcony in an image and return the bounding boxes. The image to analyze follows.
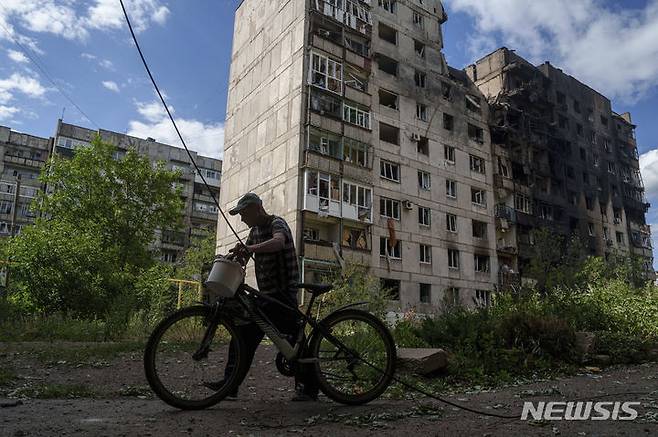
[495,204,516,222]
[493,174,514,191]
[304,170,373,223]
[310,0,372,35]
[4,153,45,169]
[496,238,518,255]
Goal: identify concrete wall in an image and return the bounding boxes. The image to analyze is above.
[217,0,307,288]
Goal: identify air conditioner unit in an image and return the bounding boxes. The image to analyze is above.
[403,200,413,210]
[410,133,421,142]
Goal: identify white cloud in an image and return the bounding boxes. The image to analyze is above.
[102,80,120,92]
[446,0,658,102]
[0,72,47,103]
[640,149,658,198]
[0,105,20,120]
[81,52,115,70]
[87,0,171,32]
[7,49,27,63]
[128,101,224,159]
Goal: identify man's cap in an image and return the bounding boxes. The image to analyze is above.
[229,192,262,215]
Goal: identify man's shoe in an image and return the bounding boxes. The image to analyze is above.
[203,380,238,399]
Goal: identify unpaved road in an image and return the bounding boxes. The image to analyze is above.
[1,342,657,436]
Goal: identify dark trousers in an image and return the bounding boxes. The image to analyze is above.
[224,292,318,396]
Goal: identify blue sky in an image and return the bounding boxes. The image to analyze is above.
[2,0,658,263]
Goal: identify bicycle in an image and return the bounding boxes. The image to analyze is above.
[143,256,397,410]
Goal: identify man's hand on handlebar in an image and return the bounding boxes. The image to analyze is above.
[227,243,251,265]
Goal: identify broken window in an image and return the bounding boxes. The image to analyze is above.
[418,170,431,189]
[416,103,428,121]
[446,179,456,198]
[497,157,508,177]
[304,228,320,242]
[342,181,372,221]
[345,34,370,57]
[538,204,553,220]
[472,220,487,239]
[414,70,426,88]
[343,103,371,129]
[380,236,401,258]
[515,194,531,213]
[419,245,432,265]
[310,52,342,94]
[471,188,487,207]
[574,99,581,113]
[378,55,398,76]
[468,123,484,143]
[474,254,490,273]
[418,206,431,226]
[445,145,455,163]
[586,197,593,210]
[600,115,608,126]
[465,94,481,113]
[446,213,457,232]
[443,113,454,131]
[412,11,424,28]
[414,39,425,58]
[378,0,397,14]
[342,227,368,250]
[378,22,397,44]
[566,165,574,179]
[448,250,459,270]
[310,90,342,118]
[576,123,583,136]
[379,122,399,145]
[469,155,485,174]
[417,136,429,155]
[308,127,341,158]
[344,65,368,92]
[380,159,400,182]
[343,137,369,167]
[378,88,398,109]
[441,81,452,99]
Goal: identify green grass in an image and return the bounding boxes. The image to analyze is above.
[0,366,16,386]
[3,341,144,365]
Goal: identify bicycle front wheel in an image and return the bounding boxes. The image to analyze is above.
[144,305,245,410]
[309,309,396,405]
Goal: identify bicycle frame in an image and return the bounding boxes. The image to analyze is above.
[213,283,368,362]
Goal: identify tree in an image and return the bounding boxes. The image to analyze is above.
[4,137,184,317]
[526,228,588,292]
[175,229,217,282]
[38,137,184,268]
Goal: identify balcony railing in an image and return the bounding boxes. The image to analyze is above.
[495,204,516,222]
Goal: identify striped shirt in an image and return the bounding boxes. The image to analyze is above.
[247,215,299,296]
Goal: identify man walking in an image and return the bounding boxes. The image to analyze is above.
[208,192,319,401]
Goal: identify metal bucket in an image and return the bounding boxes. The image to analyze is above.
[204,256,244,300]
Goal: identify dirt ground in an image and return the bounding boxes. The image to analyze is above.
[1,342,657,436]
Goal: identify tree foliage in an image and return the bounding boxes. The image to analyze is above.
[3,137,184,317]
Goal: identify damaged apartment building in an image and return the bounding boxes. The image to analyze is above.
[219,0,497,309]
[466,48,653,283]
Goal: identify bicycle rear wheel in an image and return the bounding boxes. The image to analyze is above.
[144,305,245,410]
[308,309,396,405]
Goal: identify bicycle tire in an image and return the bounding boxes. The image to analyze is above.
[144,305,246,410]
[308,309,396,405]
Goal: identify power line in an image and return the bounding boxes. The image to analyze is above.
[0,3,99,129]
[119,0,246,249]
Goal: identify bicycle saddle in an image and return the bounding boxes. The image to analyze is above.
[292,283,333,295]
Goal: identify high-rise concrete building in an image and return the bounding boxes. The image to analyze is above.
[53,121,222,263]
[466,48,653,281]
[219,0,497,309]
[0,126,52,238]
